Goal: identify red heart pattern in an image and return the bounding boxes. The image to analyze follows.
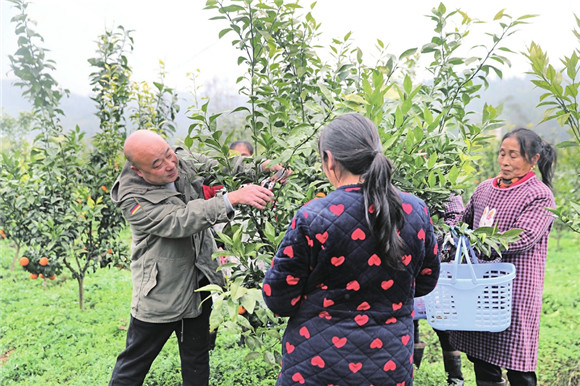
[292,372,305,384]
[316,232,329,244]
[318,311,332,320]
[349,362,362,373]
[381,280,394,290]
[263,283,271,296]
[368,254,381,266]
[286,275,299,285]
[283,245,294,258]
[331,256,345,266]
[421,268,432,275]
[384,360,396,371]
[311,355,325,368]
[392,302,403,311]
[291,217,296,229]
[323,298,334,307]
[357,302,370,311]
[346,280,360,291]
[402,254,411,266]
[291,296,301,306]
[329,204,344,216]
[354,314,369,326]
[401,334,410,346]
[417,228,425,241]
[351,228,366,240]
[402,203,413,214]
[305,235,314,247]
[299,326,310,339]
[370,338,383,349]
[332,336,347,348]
[286,341,295,353]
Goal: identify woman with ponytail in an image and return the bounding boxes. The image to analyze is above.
[262,113,440,385]
[450,128,557,386]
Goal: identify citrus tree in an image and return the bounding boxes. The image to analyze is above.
[4,0,130,307]
[525,15,580,233]
[185,0,532,365]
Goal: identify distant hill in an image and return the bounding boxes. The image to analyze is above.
[1,76,569,144]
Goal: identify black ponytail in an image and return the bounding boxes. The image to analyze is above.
[319,114,405,269]
[538,140,557,188]
[502,128,557,189]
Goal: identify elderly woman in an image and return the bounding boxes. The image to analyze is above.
[450,128,557,386]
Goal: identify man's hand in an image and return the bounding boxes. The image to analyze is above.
[228,184,274,210]
[260,160,293,184]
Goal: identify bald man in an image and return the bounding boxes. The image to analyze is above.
[109,130,274,385]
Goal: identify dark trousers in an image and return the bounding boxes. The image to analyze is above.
[468,355,537,386]
[413,319,456,351]
[109,296,212,386]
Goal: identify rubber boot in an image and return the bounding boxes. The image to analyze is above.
[442,350,464,385]
[475,379,506,386]
[413,341,426,369]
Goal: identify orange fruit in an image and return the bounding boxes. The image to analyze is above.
[238,306,247,315]
[108,249,113,254]
[30,273,38,279]
[49,275,56,280]
[39,274,45,279]
[19,257,29,266]
[39,257,49,266]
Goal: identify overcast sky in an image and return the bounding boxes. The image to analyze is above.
[2,0,579,98]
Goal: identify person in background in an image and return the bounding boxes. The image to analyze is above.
[262,113,440,385]
[229,140,254,157]
[414,194,465,385]
[450,128,557,386]
[203,140,255,200]
[109,130,279,386]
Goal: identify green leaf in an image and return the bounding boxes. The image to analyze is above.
[399,48,417,60]
[427,152,437,169]
[403,75,412,94]
[493,9,506,20]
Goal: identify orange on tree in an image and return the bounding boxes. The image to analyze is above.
[39,274,45,279]
[238,306,247,315]
[19,256,29,266]
[30,273,38,279]
[49,275,56,280]
[39,257,49,266]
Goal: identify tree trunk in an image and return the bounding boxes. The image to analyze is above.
[10,244,21,271]
[77,275,85,310]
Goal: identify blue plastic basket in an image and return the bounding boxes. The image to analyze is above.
[424,235,516,332]
[413,296,427,320]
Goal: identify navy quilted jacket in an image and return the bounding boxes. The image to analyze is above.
[263,184,440,385]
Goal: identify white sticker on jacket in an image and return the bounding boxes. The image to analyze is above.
[479,206,496,227]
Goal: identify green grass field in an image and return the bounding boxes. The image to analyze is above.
[0,231,578,385]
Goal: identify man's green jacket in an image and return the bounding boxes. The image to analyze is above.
[111,148,250,323]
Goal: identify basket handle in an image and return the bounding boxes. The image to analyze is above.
[450,235,478,285]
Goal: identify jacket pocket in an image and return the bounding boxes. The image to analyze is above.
[142,262,158,296]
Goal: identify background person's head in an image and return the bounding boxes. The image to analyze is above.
[124,130,178,185]
[500,128,556,188]
[229,140,254,157]
[318,113,405,269]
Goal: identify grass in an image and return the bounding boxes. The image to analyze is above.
[0,231,578,385]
